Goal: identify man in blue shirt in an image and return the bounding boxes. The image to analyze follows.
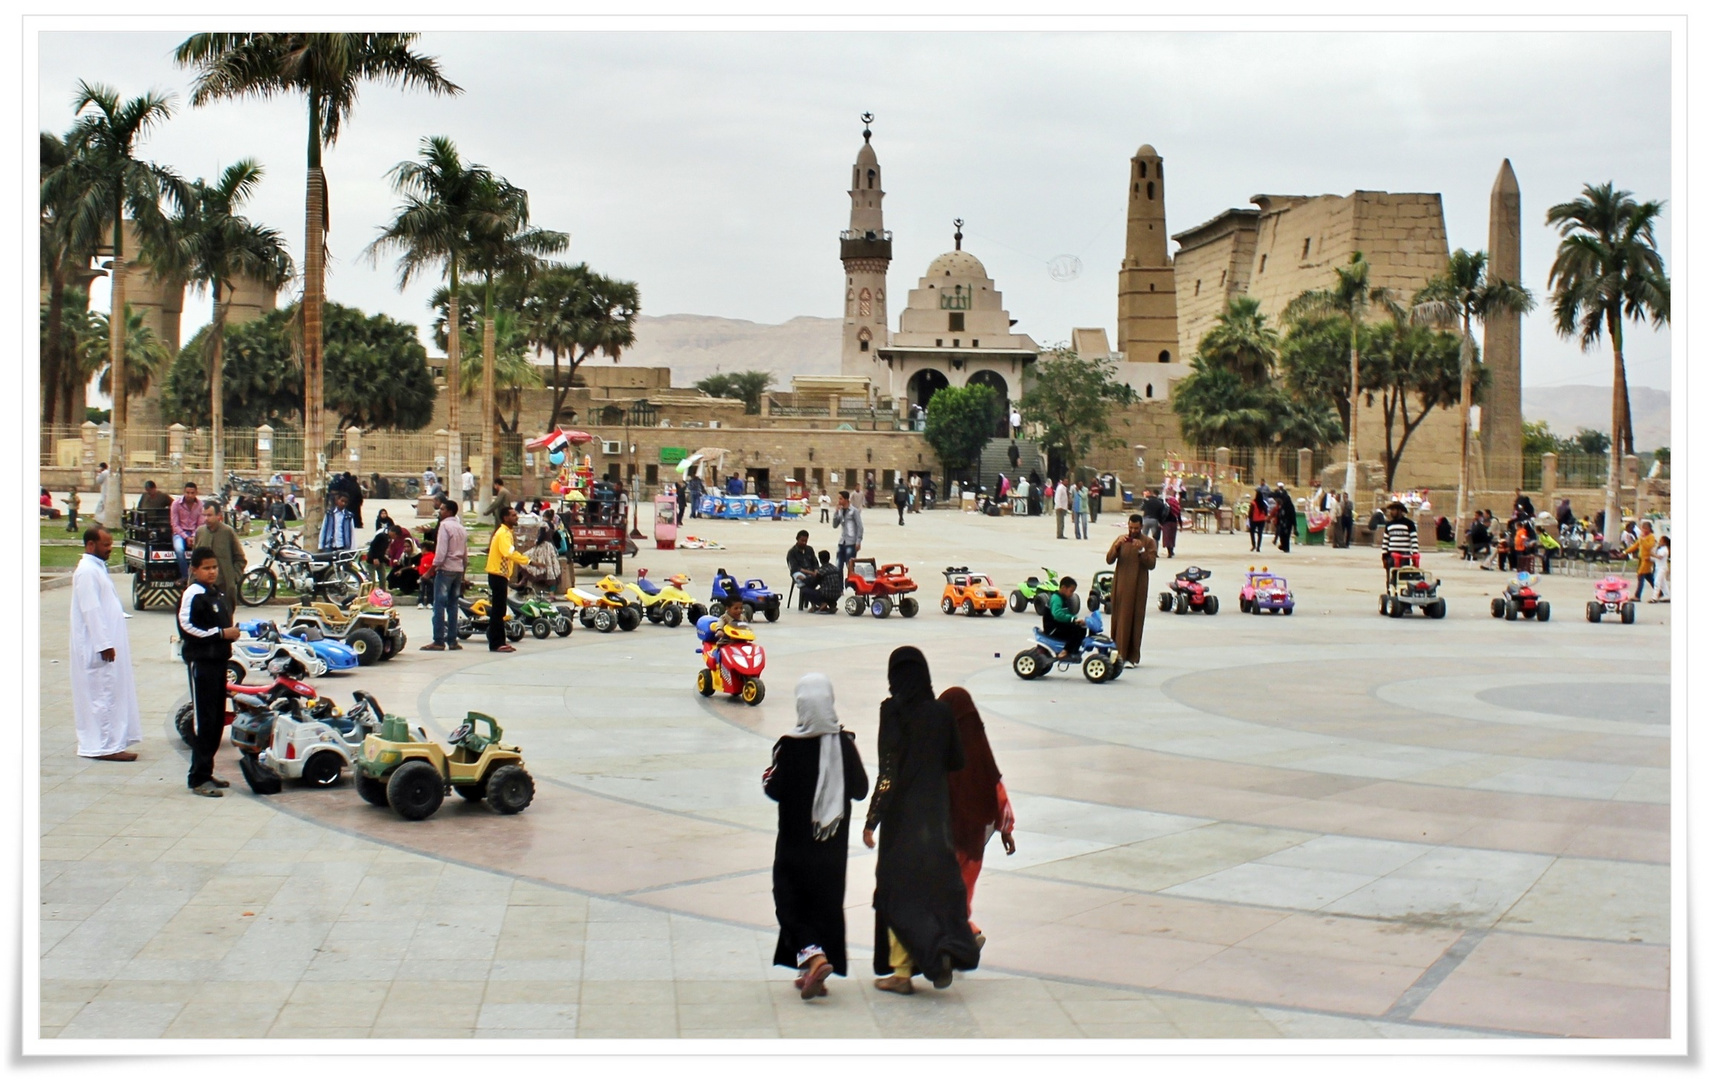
[320,492,355,553]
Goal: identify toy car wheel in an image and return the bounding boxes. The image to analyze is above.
[686,603,707,623]
[1491,597,1505,618]
[844,595,865,617]
[872,596,894,619]
[989,604,1003,617]
[1204,595,1219,616]
[1033,595,1051,618]
[1621,602,1636,625]
[1283,606,1294,616]
[1428,600,1447,619]
[505,619,526,642]
[1104,656,1124,680]
[696,668,716,696]
[1587,602,1601,623]
[899,597,919,618]
[960,599,975,617]
[239,567,276,606]
[174,703,196,747]
[356,773,389,807]
[1081,653,1112,683]
[1012,649,1046,680]
[1009,590,1029,613]
[1389,598,1406,618]
[1505,599,1519,621]
[1159,592,1174,612]
[708,600,726,619]
[1174,593,1189,615]
[1240,597,1252,613]
[300,750,344,788]
[1380,595,1391,616]
[455,777,487,801]
[347,627,384,666]
[457,617,474,640]
[553,615,574,637]
[1536,600,1551,622]
[740,678,766,706]
[486,764,535,814]
[387,760,444,821]
[617,606,642,632]
[663,605,683,628]
[942,597,956,614]
[593,608,616,633]
[578,607,596,628]
[227,660,247,685]
[764,600,781,623]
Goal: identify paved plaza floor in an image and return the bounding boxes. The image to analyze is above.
[36,501,1673,1042]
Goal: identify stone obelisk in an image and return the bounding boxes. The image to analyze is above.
[1482,159,1523,489]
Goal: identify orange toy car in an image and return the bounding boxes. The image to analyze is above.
[940,566,1007,617]
[843,558,920,619]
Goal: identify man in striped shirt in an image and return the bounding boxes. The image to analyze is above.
[1381,501,1420,571]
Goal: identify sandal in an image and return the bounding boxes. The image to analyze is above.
[874,975,914,995]
[801,956,833,1000]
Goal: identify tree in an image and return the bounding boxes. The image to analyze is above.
[1281,252,1400,495]
[1193,296,1281,384]
[1521,419,1565,456]
[1171,360,1274,449]
[1545,181,1670,543]
[87,305,173,401]
[365,135,502,481]
[62,81,189,508]
[452,309,541,438]
[1572,427,1611,456]
[694,370,773,414]
[176,33,461,531]
[522,262,640,427]
[164,313,302,428]
[40,130,106,432]
[1017,349,1138,474]
[922,383,1000,489]
[1362,315,1472,491]
[1414,248,1534,541]
[163,160,295,482]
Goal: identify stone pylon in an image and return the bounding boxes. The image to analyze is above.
[1482,159,1523,489]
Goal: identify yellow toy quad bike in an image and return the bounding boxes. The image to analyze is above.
[568,579,641,633]
[456,592,525,642]
[604,569,701,628]
[355,710,535,821]
[284,593,405,665]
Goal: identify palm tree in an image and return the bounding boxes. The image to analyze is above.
[174,33,460,530]
[1282,252,1401,496]
[88,305,173,401]
[463,173,566,477]
[41,132,101,433]
[164,160,295,485]
[1545,182,1670,542]
[453,310,542,438]
[62,82,189,505]
[1194,296,1281,385]
[520,262,641,427]
[365,135,503,485]
[1414,248,1535,542]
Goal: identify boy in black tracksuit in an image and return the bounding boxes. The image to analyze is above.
[178,546,239,797]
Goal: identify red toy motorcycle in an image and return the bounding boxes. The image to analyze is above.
[694,615,768,705]
[172,673,324,748]
[1588,575,1637,625]
[1158,566,1219,615]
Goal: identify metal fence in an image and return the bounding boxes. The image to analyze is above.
[1522,452,1608,491]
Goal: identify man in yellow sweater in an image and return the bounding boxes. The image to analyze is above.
[1625,520,1659,602]
[485,506,531,653]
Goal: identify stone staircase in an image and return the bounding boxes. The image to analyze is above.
[972,437,1046,494]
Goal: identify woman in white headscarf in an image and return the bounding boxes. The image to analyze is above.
[764,674,870,999]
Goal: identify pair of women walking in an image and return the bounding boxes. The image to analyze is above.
[765,648,1015,1000]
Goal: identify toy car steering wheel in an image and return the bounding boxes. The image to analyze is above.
[446,722,473,745]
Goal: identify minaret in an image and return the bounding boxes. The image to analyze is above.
[840,112,892,378]
[1482,159,1523,488]
[1116,144,1179,365]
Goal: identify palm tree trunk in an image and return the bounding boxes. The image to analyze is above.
[303,162,327,534]
[445,265,462,485]
[210,281,227,489]
[1617,364,1635,457]
[107,208,128,525]
[42,273,65,447]
[1453,313,1474,546]
[549,348,561,428]
[1603,311,1623,546]
[482,307,497,482]
[1343,322,1360,496]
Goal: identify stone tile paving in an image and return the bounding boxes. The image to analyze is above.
[35,501,1673,1041]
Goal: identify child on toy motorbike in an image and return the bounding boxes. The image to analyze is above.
[1043,577,1087,660]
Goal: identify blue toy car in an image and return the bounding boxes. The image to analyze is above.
[709,568,782,623]
[1012,607,1123,683]
[273,622,361,673]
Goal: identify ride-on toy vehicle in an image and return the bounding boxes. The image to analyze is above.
[1381,562,1446,618]
[246,689,388,792]
[940,567,1006,616]
[285,596,406,665]
[1012,606,1123,684]
[614,570,702,627]
[507,590,573,639]
[277,623,362,675]
[1086,571,1114,615]
[355,711,535,821]
[1009,569,1063,616]
[457,594,528,641]
[710,570,782,623]
[1159,566,1219,615]
[1239,567,1295,615]
[694,615,767,705]
[1491,572,1551,621]
[569,578,641,633]
[1587,575,1636,624]
[229,620,329,682]
[844,559,920,618]
[173,671,324,748]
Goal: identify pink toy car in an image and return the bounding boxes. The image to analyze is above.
[1587,575,1636,624]
[1240,567,1295,615]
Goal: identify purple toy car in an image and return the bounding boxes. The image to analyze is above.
[1239,568,1295,615]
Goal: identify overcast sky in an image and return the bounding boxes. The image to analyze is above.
[37,28,1673,390]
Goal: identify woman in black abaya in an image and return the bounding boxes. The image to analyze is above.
[764,674,869,1000]
[863,647,982,994]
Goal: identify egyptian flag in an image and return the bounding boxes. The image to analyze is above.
[544,429,571,456]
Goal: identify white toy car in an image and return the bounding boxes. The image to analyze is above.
[254,690,386,789]
[230,620,329,683]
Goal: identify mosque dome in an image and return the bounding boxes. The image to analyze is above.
[926,250,988,279]
[1136,143,1157,158]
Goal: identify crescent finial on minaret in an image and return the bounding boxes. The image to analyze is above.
[862,111,874,142]
[953,218,964,250]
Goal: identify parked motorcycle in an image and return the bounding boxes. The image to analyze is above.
[239,522,366,607]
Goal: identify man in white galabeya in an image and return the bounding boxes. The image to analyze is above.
[69,526,142,762]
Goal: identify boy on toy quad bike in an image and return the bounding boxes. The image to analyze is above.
[1041,577,1087,660]
[1381,501,1420,573]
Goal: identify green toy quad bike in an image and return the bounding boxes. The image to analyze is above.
[1008,568,1063,616]
[354,710,535,821]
